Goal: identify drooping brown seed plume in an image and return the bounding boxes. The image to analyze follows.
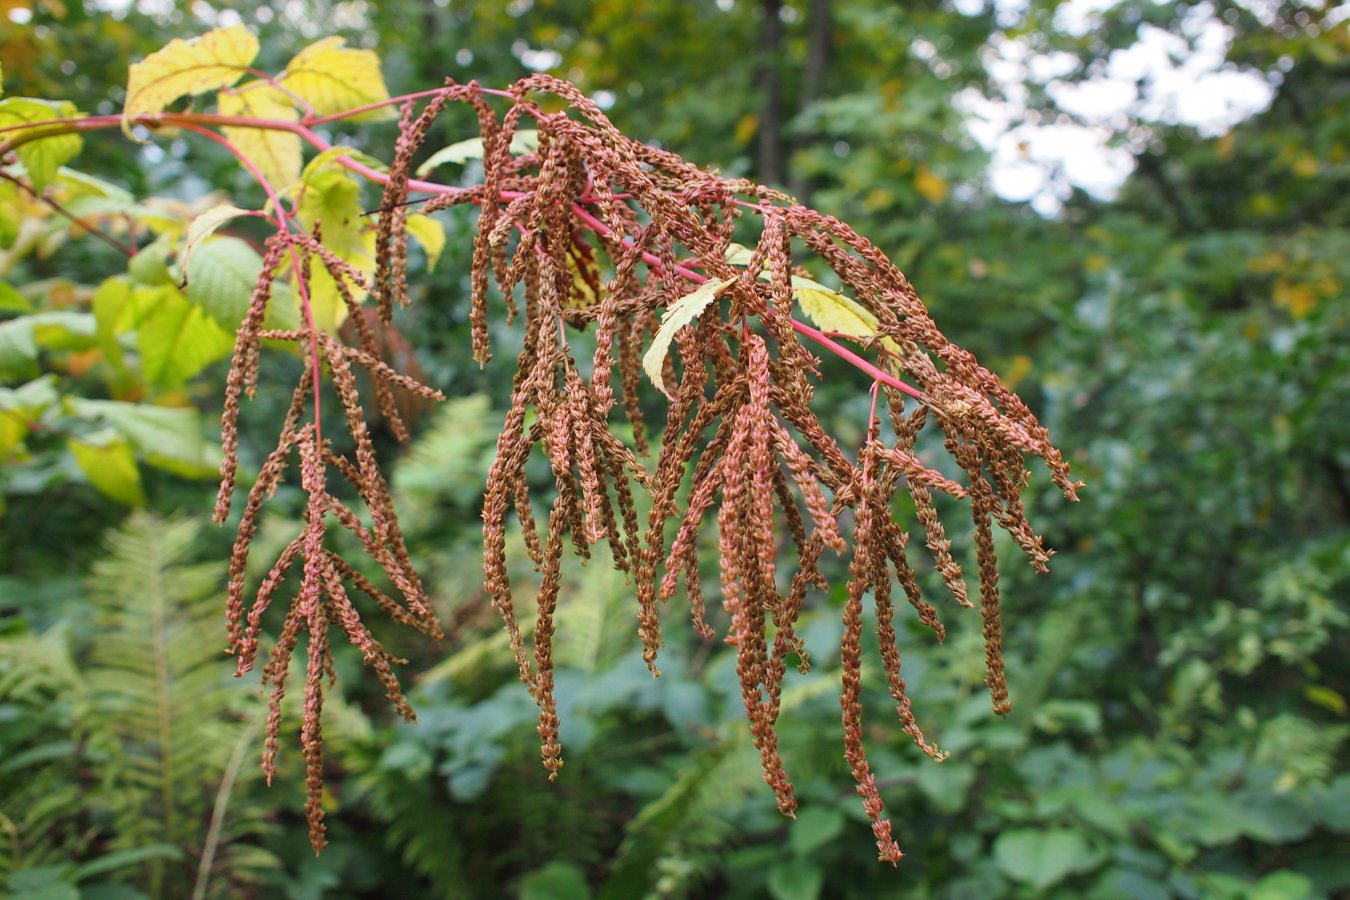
[216,74,1079,859]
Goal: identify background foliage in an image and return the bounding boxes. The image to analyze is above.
[2,1,1347,897]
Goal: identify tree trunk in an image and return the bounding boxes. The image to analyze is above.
[757,0,785,186]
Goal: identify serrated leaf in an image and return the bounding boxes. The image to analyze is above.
[65,397,220,478]
[120,284,234,388]
[69,433,145,506]
[0,97,82,191]
[792,277,904,358]
[179,204,255,288]
[280,36,392,119]
[722,244,902,357]
[406,213,445,270]
[123,24,259,135]
[642,276,736,399]
[218,83,302,192]
[185,236,298,331]
[415,129,540,175]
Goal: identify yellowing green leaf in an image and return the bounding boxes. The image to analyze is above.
[415,130,540,175]
[791,277,903,358]
[0,97,83,191]
[406,214,445,270]
[0,280,29,313]
[294,165,374,331]
[0,376,58,456]
[642,276,736,399]
[123,284,235,388]
[723,243,756,267]
[298,145,389,183]
[179,203,255,288]
[70,434,146,506]
[218,84,301,192]
[123,24,259,135]
[297,167,366,258]
[185,237,299,331]
[65,397,220,478]
[914,164,949,203]
[280,36,392,119]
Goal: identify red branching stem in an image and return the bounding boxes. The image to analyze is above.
[3,108,920,402]
[176,122,325,443]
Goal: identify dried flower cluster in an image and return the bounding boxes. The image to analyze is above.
[217,75,1079,860]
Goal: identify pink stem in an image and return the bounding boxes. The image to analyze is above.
[178,123,325,443]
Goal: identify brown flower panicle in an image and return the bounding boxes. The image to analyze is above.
[216,76,1080,858]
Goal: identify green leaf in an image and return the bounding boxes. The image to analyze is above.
[72,844,185,883]
[280,36,392,119]
[69,433,146,506]
[520,861,592,900]
[64,397,220,478]
[994,828,1098,890]
[185,236,298,331]
[788,806,845,856]
[1316,774,1350,831]
[0,375,58,455]
[92,276,133,374]
[0,178,18,248]
[0,280,30,313]
[127,233,175,286]
[642,276,736,398]
[123,24,259,135]
[178,205,256,288]
[0,97,82,192]
[415,129,540,175]
[123,284,234,388]
[766,858,824,900]
[0,312,97,378]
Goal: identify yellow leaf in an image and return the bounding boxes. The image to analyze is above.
[406,214,445,271]
[734,113,759,147]
[642,277,736,399]
[791,277,903,358]
[280,36,392,119]
[1305,685,1347,715]
[1002,354,1033,391]
[1273,278,1317,318]
[70,434,146,506]
[218,83,301,192]
[914,164,949,203]
[123,24,259,135]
